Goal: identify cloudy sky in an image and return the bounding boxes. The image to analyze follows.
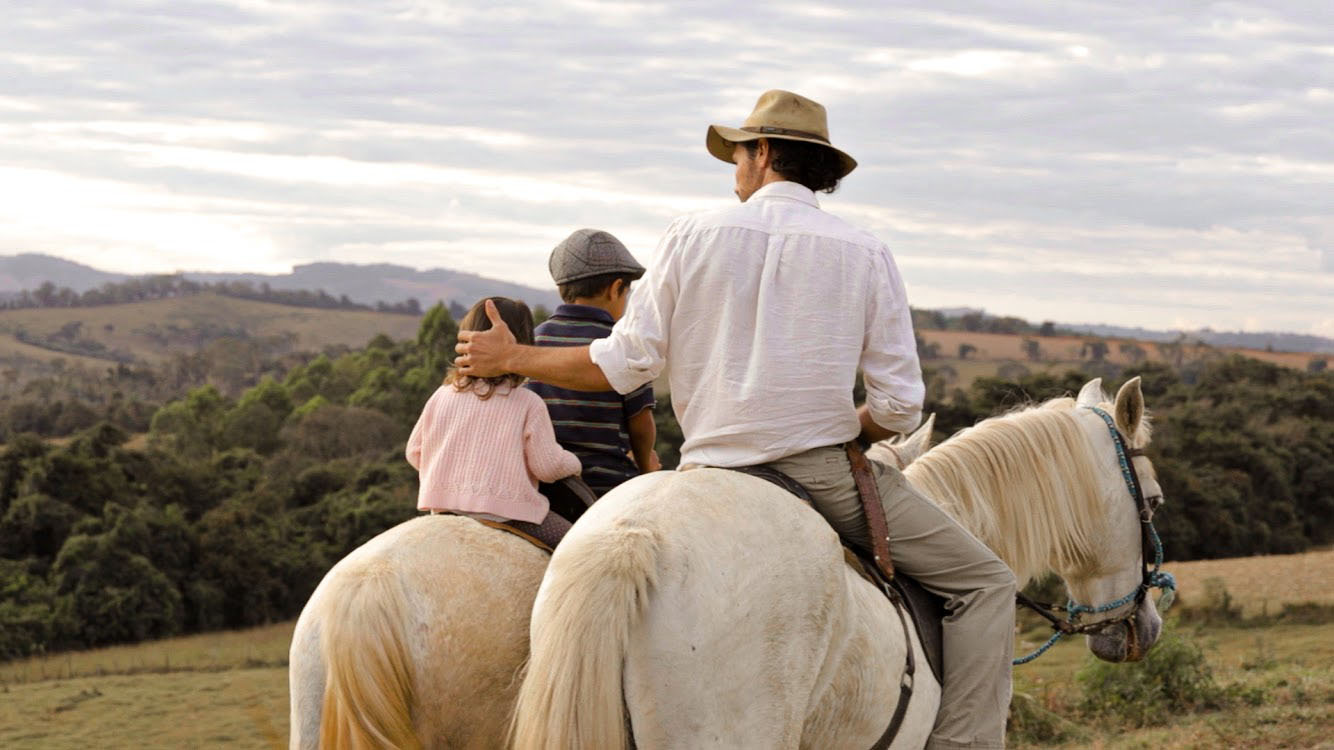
[1,1,1330,335]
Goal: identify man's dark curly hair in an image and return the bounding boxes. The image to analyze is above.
[742,138,843,193]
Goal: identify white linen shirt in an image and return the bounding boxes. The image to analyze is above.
[589,181,924,468]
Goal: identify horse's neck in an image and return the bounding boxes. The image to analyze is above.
[900,412,1104,586]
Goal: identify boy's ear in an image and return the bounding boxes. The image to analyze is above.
[611,278,630,299]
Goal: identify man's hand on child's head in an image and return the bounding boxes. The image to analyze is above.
[455,299,516,378]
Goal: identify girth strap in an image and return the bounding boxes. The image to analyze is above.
[847,442,894,581]
[871,585,916,749]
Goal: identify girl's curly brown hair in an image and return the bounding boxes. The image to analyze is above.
[445,297,535,399]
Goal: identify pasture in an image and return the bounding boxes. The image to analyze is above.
[1,550,1330,749]
[917,329,1317,373]
[0,292,421,368]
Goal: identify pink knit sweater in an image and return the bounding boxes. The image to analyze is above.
[406,383,581,523]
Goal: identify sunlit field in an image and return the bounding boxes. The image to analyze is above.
[2,552,1330,749]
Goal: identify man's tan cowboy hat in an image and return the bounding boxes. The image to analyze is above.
[706,90,857,178]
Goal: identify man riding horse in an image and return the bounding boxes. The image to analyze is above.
[456,90,1016,750]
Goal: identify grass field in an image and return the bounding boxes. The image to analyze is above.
[919,329,1318,372]
[1,551,1330,748]
[915,329,1320,392]
[1167,549,1334,618]
[0,292,421,368]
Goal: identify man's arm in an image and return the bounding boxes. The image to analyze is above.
[858,403,898,446]
[859,248,925,443]
[627,406,660,473]
[455,300,613,391]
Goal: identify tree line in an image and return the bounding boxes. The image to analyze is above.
[0,304,1329,660]
[1,276,423,315]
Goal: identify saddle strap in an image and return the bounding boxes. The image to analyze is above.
[473,519,553,553]
[870,584,917,750]
[846,442,894,581]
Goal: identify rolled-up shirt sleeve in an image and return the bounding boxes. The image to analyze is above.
[589,222,681,395]
[860,247,924,434]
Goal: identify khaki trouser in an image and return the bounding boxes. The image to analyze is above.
[767,444,1016,750]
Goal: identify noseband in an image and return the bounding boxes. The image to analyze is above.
[1013,406,1177,665]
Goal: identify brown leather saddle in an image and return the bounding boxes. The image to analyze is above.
[538,476,599,524]
[459,476,600,554]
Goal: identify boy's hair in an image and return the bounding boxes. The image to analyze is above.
[558,272,635,303]
[446,297,534,398]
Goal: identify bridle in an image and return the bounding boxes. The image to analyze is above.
[1013,406,1177,665]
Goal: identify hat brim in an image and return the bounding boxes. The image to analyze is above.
[706,124,858,179]
[555,266,646,285]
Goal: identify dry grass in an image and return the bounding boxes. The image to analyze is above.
[1168,548,1334,618]
[0,622,294,748]
[918,329,1320,375]
[1012,621,1334,749]
[5,619,1328,749]
[0,293,421,367]
[0,668,288,750]
[0,622,293,686]
[2,551,1330,747]
[1012,547,1334,748]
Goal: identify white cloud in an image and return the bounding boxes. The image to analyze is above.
[0,0,1329,335]
[907,49,1058,77]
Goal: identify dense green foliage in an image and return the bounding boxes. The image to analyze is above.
[0,304,457,658]
[1076,623,1226,726]
[0,299,1329,659]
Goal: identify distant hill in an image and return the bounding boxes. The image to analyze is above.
[916,328,1326,391]
[1057,323,1334,356]
[0,293,422,371]
[0,253,561,311]
[184,262,561,312]
[2,253,1329,354]
[0,254,129,295]
[922,309,1334,355]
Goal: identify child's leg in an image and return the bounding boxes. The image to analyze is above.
[509,511,573,549]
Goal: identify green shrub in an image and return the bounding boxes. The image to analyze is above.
[1007,691,1087,745]
[1076,623,1224,726]
[1177,576,1244,625]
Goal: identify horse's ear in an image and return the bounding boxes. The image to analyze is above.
[1114,377,1144,438]
[1076,378,1104,408]
[898,413,936,464]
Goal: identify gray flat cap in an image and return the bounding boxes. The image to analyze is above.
[549,229,646,285]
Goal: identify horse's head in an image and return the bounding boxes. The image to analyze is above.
[1062,376,1167,662]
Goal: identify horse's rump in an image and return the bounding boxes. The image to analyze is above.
[513,470,929,750]
[291,514,551,749]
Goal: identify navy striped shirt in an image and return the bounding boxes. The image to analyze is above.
[526,304,655,495]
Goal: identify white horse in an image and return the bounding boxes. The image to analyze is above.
[287,425,938,749]
[511,377,1166,749]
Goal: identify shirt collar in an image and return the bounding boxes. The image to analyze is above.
[553,303,616,324]
[749,180,820,208]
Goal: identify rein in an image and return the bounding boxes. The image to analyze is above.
[1013,406,1177,665]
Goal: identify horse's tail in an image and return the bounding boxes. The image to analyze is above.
[509,523,660,750]
[317,557,422,750]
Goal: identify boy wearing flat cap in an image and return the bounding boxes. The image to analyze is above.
[526,229,659,497]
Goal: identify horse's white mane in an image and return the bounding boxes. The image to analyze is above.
[902,394,1148,586]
